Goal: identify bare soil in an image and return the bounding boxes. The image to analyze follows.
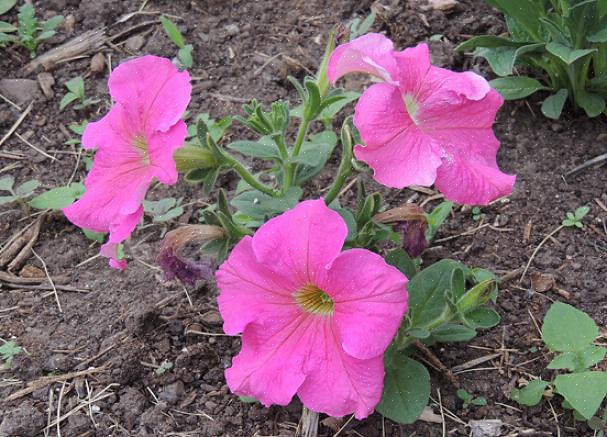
[1,0,606,436]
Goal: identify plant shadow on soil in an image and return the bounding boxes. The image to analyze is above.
[0,0,606,436]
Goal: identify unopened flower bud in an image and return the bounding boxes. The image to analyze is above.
[156,225,224,286]
[173,145,218,172]
[374,204,428,257]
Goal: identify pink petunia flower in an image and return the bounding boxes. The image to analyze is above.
[216,199,408,419]
[328,33,516,205]
[63,56,191,269]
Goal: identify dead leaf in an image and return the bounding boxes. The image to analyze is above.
[530,271,555,292]
[428,0,459,11]
[419,406,443,423]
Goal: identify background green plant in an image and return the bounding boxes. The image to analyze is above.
[0,3,63,56]
[458,0,607,119]
[512,302,607,430]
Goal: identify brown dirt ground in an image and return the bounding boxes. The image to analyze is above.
[1,0,606,436]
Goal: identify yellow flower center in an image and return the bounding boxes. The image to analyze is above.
[132,135,150,164]
[295,284,334,316]
[403,94,419,125]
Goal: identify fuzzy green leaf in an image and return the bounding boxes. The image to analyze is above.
[376,353,430,424]
[555,372,607,420]
[577,91,606,118]
[29,183,84,210]
[0,175,14,191]
[15,179,39,196]
[511,380,549,406]
[541,89,568,119]
[546,42,597,65]
[0,0,17,15]
[542,302,598,352]
[490,76,547,100]
[160,15,184,48]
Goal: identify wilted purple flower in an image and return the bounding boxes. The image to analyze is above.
[374,204,428,257]
[157,225,224,286]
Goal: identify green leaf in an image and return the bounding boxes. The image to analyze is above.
[541,89,568,119]
[407,259,465,326]
[0,340,22,369]
[385,248,417,279]
[542,302,598,352]
[318,90,360,120]
[64,76,84,96]
[154,207,184,222]
[451,268,466,301]
[0,195,16,205]
[456,389,473,402]
[15,179,39,196]
[474,43,543,77]
[37,30,55,41]
[331,205,357,242]
[231,187,302,220]
[466,308,501,329]
[484,0,543,40]
[228,137,281,160]
[159,15,184,48]
[577,90,606,118]
[29,183,85,210]
[575,206,590,220]
[82,228,106,243]
[42,15,63,32]
[588,27,607,43]
[431,324,477,342]
[457,35,524,51]
[195,113,232,143]
[490,76,547,100]
[0,175,14,191]
[511,380,550,406]
[425,201,453,242]
[547,346,607,371]
[0,21,16,32]
[555,372,607,420]
[546,42,597,65]
[376,354,430,425]
[294,130,337,184]
[178,44,193,68]
[59,93,79,110]
[0,0,17,15]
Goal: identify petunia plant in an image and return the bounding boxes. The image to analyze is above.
[64,28,515,424]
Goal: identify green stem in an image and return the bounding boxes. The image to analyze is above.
[398,308,454,350]
[324,139,353,205]
[222,152,279,197]
[284,116,311,189]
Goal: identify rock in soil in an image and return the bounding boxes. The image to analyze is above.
[159,380,185,404]
[125,34,146,52]
[36,73,55,99]
[0,402,45,437]
[0,79,43,105]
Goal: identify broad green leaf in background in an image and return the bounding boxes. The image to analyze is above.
[548,346,607,372]
[407,259,465,326]
[178,44,193,68]
[457,35,527,51]
[0,175,14,191]
[82,228,106,243]
[231,187,302,220]
[0,340,22,369]
[0,21,16,32]
[484,0,543,40]
[14,179,39,197]
[474,43,543,77]
[385,248,417,280]
[588,27,607,43]
[542,302,598,352]
[29,183,85,210]
[490,76,547,100]
[293,130,337,184]
[466,308,501,329]
[511,380,550,406]
[0,0,17,15]
[541,89,568,119]
[159,15,184,48]
[577,90,606,117]
[376,352,430,425]
[545,42,596,65]
[228,137,282,160]
[431,324,477,342]
[425,201,453,242]
[555,372,607,419]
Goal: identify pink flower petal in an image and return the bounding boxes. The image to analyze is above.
[217,236,301,335]
[434,151,516,205]
[108,55,192,133]
[251,199,347,286]
[147,120,188,185]
[392,42,432,96]
[98,205,143,270]
[297,318,385,419]
[225,313,313,406]
[318,249,408,360]
[327,33,398,84]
